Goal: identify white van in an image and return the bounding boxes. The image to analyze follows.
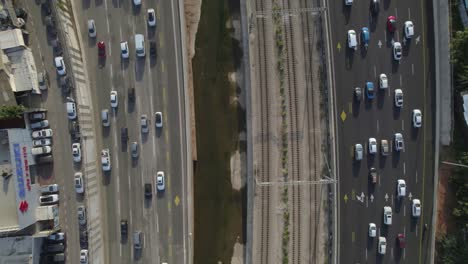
[347,30,357,49]
[133,231,143,249]
[101,109,110,127]
[66,102,77,120]
[135,34,145,57]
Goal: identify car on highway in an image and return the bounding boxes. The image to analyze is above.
[150,41,157,57]
[133,231,143,249]
[145,183,152,198]
[75,172,84,194]
[40,184,59,194]
[110,91,118,108]
[120,41,129,59]
[413,109,422,127]
[370,0,379,15]
[133,0,141,6]
[72,143,81,163]
[369,167,377,184]
[378,237,387,254]
[33,138,52,147]
[412,199,421,217]
[354,87,362,102]
[347,30,357,50]
[147,8,156,26]
[397,233,406,249]
[397,179,406,197]
[131,142,139,158]
[30,120,49,130]
[368,138,377,154]
[29,111,46,121]
[39,194,59,205]
[344,0,353,5]
[155,112,163,128]
[156,171,165,192]
[135,34,145,57]
[387,15,396,32]
[354,143,363,161]
[393,42,402,60]
[101,109,110,127]
[394,89,403,107]
[141,115,149,133]
[38,71,48,90]
[66,102,77,120]
[121,220,128,239]
[361,27,369,48]
[32,146,52,156]
[87,19,96,37]
[366,81,375,99]
[77,206,87,225]
[54,56,66,76]
[404,21,414,39]
[32,129,53,139]
[80,249,88,264]
[101,149,111,171]
[394,133,404,151]
[383,206,392,225]
[98,41,106,58]
[380,139,389,155]
[47,232,65,242]
[369,223,377,237]
[379,73,388,89]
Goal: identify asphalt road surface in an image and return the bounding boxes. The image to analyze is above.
[328,0,435,263]
[74,0,188,263]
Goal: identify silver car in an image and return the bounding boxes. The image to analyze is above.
[78,206,87,225]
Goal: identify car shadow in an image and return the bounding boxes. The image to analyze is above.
[155,128,162,138]
[378,154,387,169]
[135,58,145,81]
[392,151,401,168]
[102,171,111,185]
[367,154,376,167]
[383,0,391,10]
[393,106,401,120]
[352,100,361,117]
[102,126,110,138]
[141,132,149,143]
[342,3,352,25]
[144,196,152,208]
[377,90,385,110]
[352,161,361,177]
[121,58,130,70]
[410,127,419,140]
[345,47,355,69]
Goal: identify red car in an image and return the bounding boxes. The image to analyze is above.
[387,16,397,32]
[98,41,106,57]
[397,233,406,249]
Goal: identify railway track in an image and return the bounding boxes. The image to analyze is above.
[255,0,271,263]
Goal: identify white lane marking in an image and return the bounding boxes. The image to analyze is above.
[376,119,380,133]
[395,8,398,19]
[408,8,411,20]
[104,0,112,56]
[391,194,394,206]
[388,86,391,97]
[412,63,415,75]
[391,247,394,259]
[416,170,418,183]
[374,65,377,79]
[365,249,368,260]
[402,119,405,131]
[399,74,403,87]
[403,162,406,175]
[416,224,418,237]
[384,30,387,42]
[366,196,368,207]
[156,213,160,233]
[403,204,406,216]
[378,227,381,237]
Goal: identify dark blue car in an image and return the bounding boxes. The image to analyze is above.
[366,82,375,99]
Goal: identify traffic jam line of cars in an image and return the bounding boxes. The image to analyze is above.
[87,1,166,254]
[345,0,422,256]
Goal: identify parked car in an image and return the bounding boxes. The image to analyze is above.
[101,149,111,171]
[66,102,77,120]
[54,56,66,75]
[80,249,88,264]
[75,172,84,194]
[32,146,52,156]
[40,194,59,205]
[78,206,87,225]
[88,19,96,37]
[30,120,49,130]
[38,71,49,90]
[33,138,52,147]
[72,143,81,163]
[29,111,46,121]
[40,184,59,194]
[47,232,65,242]
[32,129,53,139]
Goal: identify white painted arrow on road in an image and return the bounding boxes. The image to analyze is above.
[370,194,374,202]
[408,192,412,200]
[416,36,420,44]
[378,40,382,48]
[385,193,389,202]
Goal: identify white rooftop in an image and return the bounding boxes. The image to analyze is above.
[0,29,25,51]
[7,48,39,93]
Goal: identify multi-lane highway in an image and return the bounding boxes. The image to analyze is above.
[74,0,188,263]
[328,0,435,263]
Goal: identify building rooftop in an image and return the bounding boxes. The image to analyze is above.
[8,48,39,93]
[0,235,41,263]
[0,29,25,51]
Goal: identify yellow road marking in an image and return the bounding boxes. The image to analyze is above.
[337,42,341,52]
[169,227,172,237]
[340,110,347,122]
[159,31,164,48]
[168,201,172,212]
[174,195,180,206]
[161,61,165,73]
[348,102,352,114]
[350,145,353,158]
[351,189,356,200]
[344,194,348,203]
[169,244,172,257]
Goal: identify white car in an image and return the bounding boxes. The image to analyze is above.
[120,41,129,59]
[397,179,406,197]
[156,171,165,191]
[66,102,77,120]
[347,30,357,49]
[38,71,48,90]
[47,232,65,242]
[404,21,414,39]
[54,56,66,75]
[394,133,404,151]
[147,8,156,26]
[354,143,363,161]
[101,149,111,171]
[368,138,377,154]
[412,199,421,217]
[141,115,149,133]
[394,89,403,107]
[369,223,377,238]
[101,109,110,127]
[378,237,387,254]
[32,129,53,139]
[33,138,52,147]
[110,91,118,108]
[31,146,52,155]
[155,112,163,128]
[77,205,87,225]
[40,184,59,194]
[30,120,49,130]
[131,142,139,158]
[133,0,141,6]
[345,0,353,5]
[87,19,96,38]
[413,109,422,128]
[74,172,84,194]
[80,249,88,264]
[379,74,388,89]
[383,206,392,225]
[72,143,81,162]
[393,42,402,61]
[39,194,59,205]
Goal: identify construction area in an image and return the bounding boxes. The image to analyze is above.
[247,0,333,263]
